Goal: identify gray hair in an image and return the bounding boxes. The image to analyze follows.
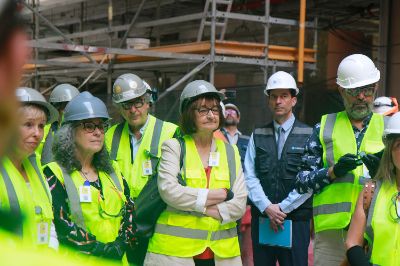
[52,123,114,174]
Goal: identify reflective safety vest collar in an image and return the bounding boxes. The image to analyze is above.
[105,115,178,198]
[313,111,384,232]
[365,179,400,266]
[148,136,241,258]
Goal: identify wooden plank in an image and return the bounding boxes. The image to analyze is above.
[23,41,316,70]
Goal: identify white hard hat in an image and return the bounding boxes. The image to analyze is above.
[112,73,149,103]
[264,71,299,96]
[373,97,398,116]
[384,112,400,136]
[336,54,380,89]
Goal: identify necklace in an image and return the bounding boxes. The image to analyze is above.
[80,170,91,182]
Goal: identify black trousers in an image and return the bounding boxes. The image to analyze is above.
[252,218,310,266]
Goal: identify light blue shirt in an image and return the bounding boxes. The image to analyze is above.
[128,116,149,162]
[244,114,312,214]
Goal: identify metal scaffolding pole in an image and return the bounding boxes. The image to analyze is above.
[158,59,210,101]
[23,2,100,67]
[297,0,306,83]
[34,0,40,90]
[209,0,216,83]
[264,0,270,84]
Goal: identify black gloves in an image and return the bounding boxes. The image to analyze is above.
[361,150,383,178]
[333,153,362,178]
[92,237,126,260]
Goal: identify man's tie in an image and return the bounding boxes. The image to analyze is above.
[277,126,285,159]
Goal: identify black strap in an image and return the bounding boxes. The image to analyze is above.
[176,137,186,186]
[110,123,125,160]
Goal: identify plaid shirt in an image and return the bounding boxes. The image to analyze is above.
[295,113,372,194]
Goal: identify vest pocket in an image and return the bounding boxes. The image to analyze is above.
[213,173,230,189]
[286,150,303,173]
[185,169,204,188]
[255,146,270,174]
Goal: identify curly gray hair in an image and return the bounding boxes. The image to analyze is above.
[52,123,114,174]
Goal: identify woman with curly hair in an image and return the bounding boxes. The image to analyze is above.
[43,91,137,262]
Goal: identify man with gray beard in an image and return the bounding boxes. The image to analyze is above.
[294,54,386,266]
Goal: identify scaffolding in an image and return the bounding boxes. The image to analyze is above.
[23,0,317,97]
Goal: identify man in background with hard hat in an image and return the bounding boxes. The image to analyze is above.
[105,73,179,265]
[373,96,398,116]
[221,103,249,166]
[36,83,79,165]
[244,71,313,266]
[295,54,385,266]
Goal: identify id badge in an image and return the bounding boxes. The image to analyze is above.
[79,185,92,203]
[363,164,371,179]
[208,152,220,167]
[37,222,48,244]
[142,160,153,176]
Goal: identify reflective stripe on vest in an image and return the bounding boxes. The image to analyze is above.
[41,127,54,165]
[148,136,241,258]
[155,223,237,241]
[314,112,385,232]
[0,163,22,236]
[28,154,51,202]
[106,115,178,198]
[60,167,123,230]
[365,179,400,265]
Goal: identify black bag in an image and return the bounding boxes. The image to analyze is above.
[134,137,186,238]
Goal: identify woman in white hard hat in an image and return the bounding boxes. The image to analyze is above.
[345,112,400,266]
[144,80,247,266]
[0,87,58,248]
[43,91,137,261]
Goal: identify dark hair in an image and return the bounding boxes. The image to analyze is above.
[52,123,114,174]
[289,89,297,97]
[268,89,297,97]
[180,93,224,135]
[0,0,25,55]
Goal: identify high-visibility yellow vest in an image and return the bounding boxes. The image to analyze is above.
[0,154,53,246]
[105,115,178,198]
[364,179,400,266]
[0,229,120,266]
[36,123,57,165]
[148,136,241,258]
[314,111,384,232]
[46,162,126,243]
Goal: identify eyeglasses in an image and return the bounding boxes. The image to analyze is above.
[80,122,109,133]
[345,85,376,97]
[120,98,145,110]
[390,192,400,222]
[225,109,238,116]
[196,107,220,117]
